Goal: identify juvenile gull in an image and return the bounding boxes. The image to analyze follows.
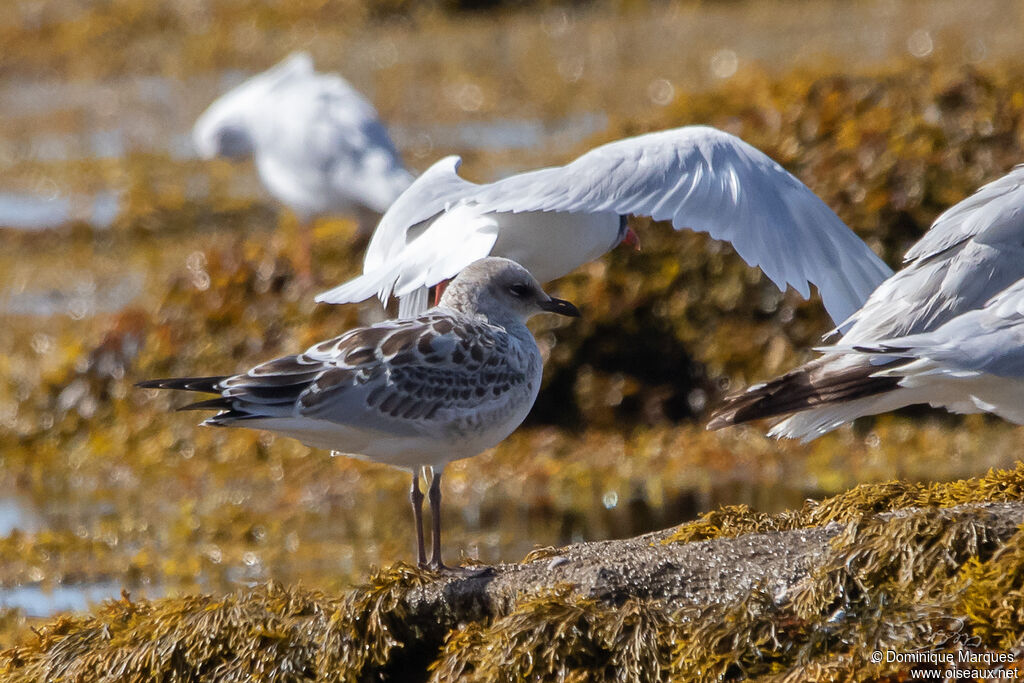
[708,165,1024,439]
[138,258,579,570]
[316,125,892,323]
[193,52,413,276]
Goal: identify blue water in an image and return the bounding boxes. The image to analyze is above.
[0,581,158,618]
[2,270,144,317]
[0,190,120,231]
[0,497,41,536]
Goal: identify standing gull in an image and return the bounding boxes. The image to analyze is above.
[193,52,413,278]
[138,258,579,570]
[316,126,893,323]
[708,165,1024,439]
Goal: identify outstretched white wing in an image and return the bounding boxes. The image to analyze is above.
[469,126,891,323]
[319,125,893,325]
[317,157,486,310]
[362,157,480,272]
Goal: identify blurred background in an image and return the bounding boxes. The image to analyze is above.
[2,0,1024,641]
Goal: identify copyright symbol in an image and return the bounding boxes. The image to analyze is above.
[870,651,883,663]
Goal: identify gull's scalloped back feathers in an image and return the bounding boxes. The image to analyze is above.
[177,311,529,443]
[298,315,528,425]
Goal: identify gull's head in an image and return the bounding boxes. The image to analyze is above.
[193,95,256,161]
[192,52,315,161]
[440,257,580,324]
[195,120,254,160]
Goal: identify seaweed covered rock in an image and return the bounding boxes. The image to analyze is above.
[4,466,1024,682]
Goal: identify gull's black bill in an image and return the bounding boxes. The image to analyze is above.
[538,297,581,317]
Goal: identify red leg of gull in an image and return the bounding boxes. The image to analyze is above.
[432,279,451,306]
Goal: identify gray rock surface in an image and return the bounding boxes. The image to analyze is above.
[407,501,1024,618]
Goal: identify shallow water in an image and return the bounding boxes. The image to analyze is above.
[0,498,41,537]
[2,270,143,317]
[0,191,120,231]
[0,581,161,618]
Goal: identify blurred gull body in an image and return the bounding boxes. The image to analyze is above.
[193,52,413,275]
[317,126,893,322]
[709,165,1024,439]
[138,258,580,570]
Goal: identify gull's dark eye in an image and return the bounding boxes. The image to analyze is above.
[508,283,531,298]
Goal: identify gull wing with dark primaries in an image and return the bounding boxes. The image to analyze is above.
[708,166,1024,441]
[706,357,906,430]
[138,312,530,434]
[710,276,1024,434]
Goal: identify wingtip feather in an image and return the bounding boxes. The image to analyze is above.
[136,376,227,393]
[316,272,390,305]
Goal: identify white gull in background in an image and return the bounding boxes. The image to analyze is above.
[193,52,413,276]
[138,257,579,570]
[317,125,893,323]
[709,165,1024,439]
